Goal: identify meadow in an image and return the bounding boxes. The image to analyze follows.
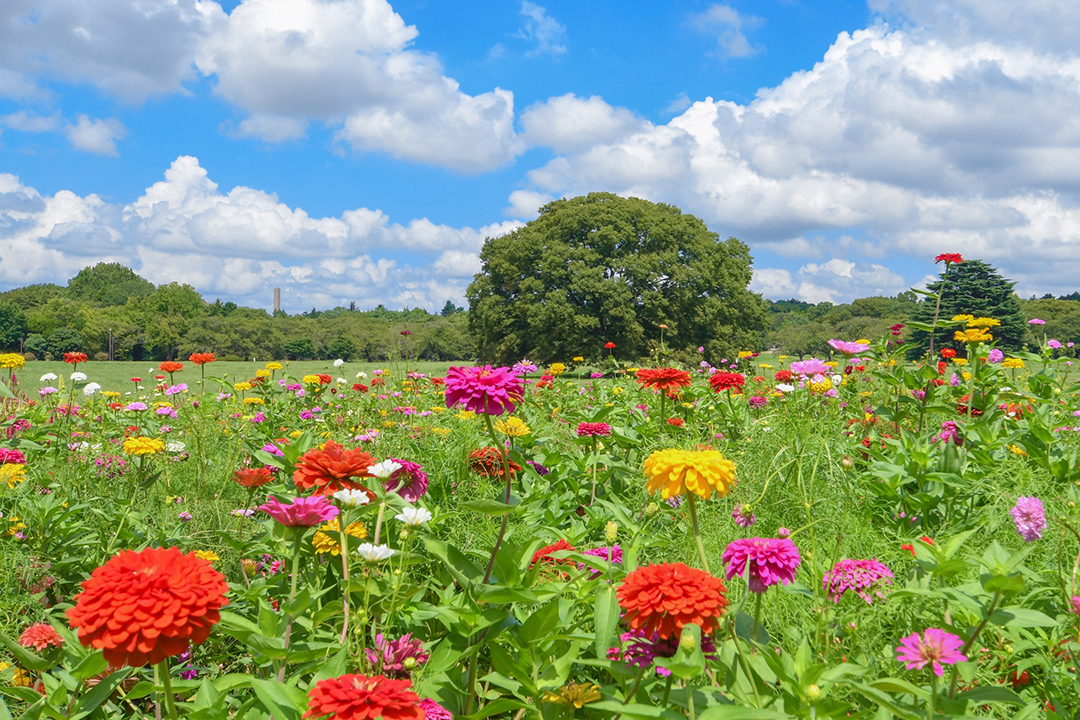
[0,324,1077,720]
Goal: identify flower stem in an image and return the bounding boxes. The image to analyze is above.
[686,493,710,574]
[481,412,515,585]
[277,531,304,682]
[928,673,937,720]
[751,592,762,651]
[339,512,351,645]
[157,660,179,720]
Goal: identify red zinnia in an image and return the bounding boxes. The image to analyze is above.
[469,447,521,477]
[294,440,375,496]
[667,417,684,427]
[63,352,88,364]
[709,372,745,392]
[531,539,575,567]
[304,673,423,720]
[159,362,184,374]
[352,383,369,393]
[66,547,228,666]
[576,422,612,437]
[940,348,956,359]
[317,374,332,385]
[604,342,616,349]
[18,623,64,651]
[189,353,216,365]
[902,536,935,556]
[934,253,964,265]
[636,368,692,393]
[233,466,274,488]
[774,370,793,383]
[616,562,729,640]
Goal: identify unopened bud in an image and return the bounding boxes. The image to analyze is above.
[841,456,854,470]
[399,529,409,540]
[679,633,697,652]
[402,657,416,669]
[605,521,618,543]
[807,684,822,703]
[241,559,259,574]
[777,527,791,539]
[645,502,660,516]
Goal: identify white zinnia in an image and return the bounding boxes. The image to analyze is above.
[333,488,371,507]
[70,371,88,382]
[395,507,433,526]
[355,371,368,380]
[357,543,396,563]
[39,373,57,382]
[337,377,347,384]
[83,382,102,396]
[776,383,795,393]
[334,358,345,367]
[369,460,402,479]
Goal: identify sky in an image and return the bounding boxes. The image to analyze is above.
[2,0,1080,313]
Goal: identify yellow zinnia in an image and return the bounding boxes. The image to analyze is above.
[494,417,531,437]
[1002,358,1025,369]
[967,317,1000,329]
[738,351,754,359]
[123,436,165,455]
[0,353,26,370]
[265,362,283,370]
[952,357,968,366]
[302,374,323,385]
[954,328,992,344]
[572,356,584,362]
[255,369,272,378]
[543,683,602,709]
[244,397,265,405]
[312,518,368,555]
[951,314,975,323]
[195,550,220,562]
[549,363,567,376]
[233,381,252,391]
[643,448,736,500]
[0,464,27,489]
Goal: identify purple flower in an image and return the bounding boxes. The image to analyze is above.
[384,458,429,502]
[178,511,193,522]
[527,460,550,476]
[988,348,1004,363]
[748,395,767,409]
[732,504,756,527]
[124,402,147,412]
[1029,318,1045,325]
[1048,339,1062,349]
[261,443,285,457]
[823,558,893,604]
[512,360,538,374]
[934,420,962,446]
[1010,496,1046,542]
[164,383,188,396]
[157,406,178,418]
[949,373,961,387]
[364,633,429,678]
[790,358,829,376]
[896,629,966,676]
[827,339,870,356]
[608,629,718,676]
[578,545,623,577]
[721,537,801,593]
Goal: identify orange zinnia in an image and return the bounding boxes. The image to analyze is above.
[469,447,521,478]
[189,353,216,365]
[616,562,728,640]
[636,368,692,394]
[232,466,275,488]
[159,361,184,374]
[304,674,424,720]
[293,440,375,496]
[66,547,228,667]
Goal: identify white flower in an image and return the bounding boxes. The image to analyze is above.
[337,377,347,384]
[333,488,372,507]
[776,383,795,393]
[83,382,101,396]
[831,374,843,384]
[369,460,403,479]
[334,358,345,367]
[355,371,368,380]
[166,441,186,453]
[70,371,88,382]
[395,507,433,526]
[39,373,57,382]
[357,543,396,563]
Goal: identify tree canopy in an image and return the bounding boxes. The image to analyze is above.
[466,193,768,364]
[67,262,155,306]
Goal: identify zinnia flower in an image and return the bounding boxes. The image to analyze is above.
[18,623,64,651]
[1010,496,1046,542]
[896,629,966,676]
[732,504,756,527]
[531,539,575,567]
[469,447,521,477]
[542,683,602,709]
[823,559,893,604]
[709,372,745,392]
[419,699,452,720]
[259,496,339,527]
[721,537,801,593]
[789,359,829,376]
[232,467,274,488]
[293,440,375,496]
[609,629,718,677]
[303,674,424,720]
[159,361,183,374]
[394,507,433,526]
[616,562,728,639]
[123,436,165,455]
[189,353,216,365]
[636,368,692,394]
[383,459,429,502]
[828,339,870,356]
[643,448,736,500]
[63,351,88,364]
[444,365,524,415]
[934,253,964,264]
[66,547,229,666]
[577,422,612,437]
[364,634,429,678]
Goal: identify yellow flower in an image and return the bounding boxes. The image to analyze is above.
[0,464,27,489]
[0,662,8,672]
[195,550,220,562]
[967,317,1000,329]
[265,362,283,370]
[290,430,303,438]
[572,356,584,362]
[456,410,476,420]
[859,391,872,397]
[11,668,32,687]
[383,421,396,428]
[758,363,773,369]
[0,353,26,370]
[778,355,789,360]
[302,374,323,385]
[255,369,272,378]
[244,397,265,405]
[241,559,259,575]
[824,361,838,368]
[428,406,445,414]
[123,436,165,455]
[431,427,451,435]
[494,417,531,437]
[962,371,972,381]
[101,391,120,398]
[233,381,252,391]
[611,387,623,395]
[1002,358,1025,369]
[549,363,567,376]
[951,314,975,323]
[313,518,367,554]
[543,683,602,709]
[643,448,736,500]
[856,338,871,345]
[1008,444,1028,457]
[738,351,754,359]
[952,358,968,366]
[954,328,992,344]
[809,377,833,394]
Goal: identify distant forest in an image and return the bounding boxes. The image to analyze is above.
[0,262,1075,362]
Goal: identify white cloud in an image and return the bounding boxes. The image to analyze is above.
[521,94,648,154]
[690,5,763,59]
[505,189,554,219]
[0,110,61,133]
[64,115,127,156]
[516,2,567,57]
[752,260,908,303]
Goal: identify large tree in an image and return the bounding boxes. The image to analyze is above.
[908,259,1027,358]
[466,193,768,364]
[67,263,154,306]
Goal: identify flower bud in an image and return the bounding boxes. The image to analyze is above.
[403,657,416,669]
[806,684,822,703]
[777,527,791,539]
[605,521,618,543]
[679,632,697,652]
[645,502,660,516]
[841,456,854,470]
[399,529,409,540]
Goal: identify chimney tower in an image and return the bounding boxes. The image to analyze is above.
[273,287,281,313]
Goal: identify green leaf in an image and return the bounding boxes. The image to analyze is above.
[654,624,706,680]
[990,607,1058,628]
[594,585,619,661]
[460,698,531,719]
[249,678,306,720]
[75,668,132,716]
[697,707,792,720]
[0,630,53,672]
[588,701,683,719]
[0,382,13,400]
[461,499,517,516]
[957,685,1026,705]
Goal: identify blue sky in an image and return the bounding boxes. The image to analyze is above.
[2,0,1079,312]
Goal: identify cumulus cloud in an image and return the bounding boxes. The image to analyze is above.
[516,2,568,57]
[751,260,908,304]
[64,115,127,156]
[521,94,648,154]
[0,156,517,310]
[689,4,764,59]
[0,110,61,133]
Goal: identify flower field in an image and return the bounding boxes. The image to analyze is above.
[1,313,1080,719]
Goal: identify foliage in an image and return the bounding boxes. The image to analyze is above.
[0,302,26,351]
[67,262,155,306]
[467,193,769,364]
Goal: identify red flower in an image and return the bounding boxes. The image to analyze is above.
[18,623,64,651]
[63,352,88,364]
[636,368,692,394]
[317,374,332,385]
[709,372,745,392]
[531,539,575,567]
[940,348,957,359]
[293,440,376,496]
[130,377,142,383]
[935,253,964,264]
[902,536,935,557]
[232,467,274,488]
[189,353,216,365]
[469,447,521,477]
[617,563,728,640]
[352,383,369,392]
[535,374,554,389]
[159,362,184,374]
[774,370,793,383]
[304,674,424,720]
[667,417,684,427]
[937,361,947,374]
[66,547,228,666]
[604,342,616,349]
[429,377,445,386]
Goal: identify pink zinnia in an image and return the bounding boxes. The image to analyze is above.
[0,448,28,465]
[579,545,623,577]
[1010,496,1046,542]
[789,358,829,377]
[258,496,339,527]
[731,504,756,527]
[444,365,523,415]
[419,699,453,720]
[577,422,612,437]
[18,622,64,651]
[364,633,429,678]
[823,559,893,604]
[1070,596,1080,616]
[896,628,966,676]
[828,339,870,356]
[721,537,801,593]
[384,459,429,502]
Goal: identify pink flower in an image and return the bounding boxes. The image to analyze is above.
[896,628,966,676]
[384,459,429,502]
[419,699,453,720]
[1010,496,1046,542]
[789,358,829,377]
[364,633,429,678]
[827,339,870,356]
[731,504,756,527]
[1070,596,1080,616]
[721,537,801,593]
[444,366,523,415]
[258,496,339,527]
[577,422,612,437]
[823,559,893,604]
[579,545,623,577]
[1029,318,1045,325]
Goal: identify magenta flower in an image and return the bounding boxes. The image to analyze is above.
[419,700,453,720]
[789,358,829,377]
[258,496,339,527]
[364,633,429,678]
[747,395,767,409]
[1070,596,1080,616]
[1029,318,1045,325]
[721,537,801,593]
[823,558,893,604]
[988,348,1004,363]
[608,629,718,677]
[579,545,623,577]
[731,504,756,527]
[827,339,870,356]
[576,422,612,437]
[1010,496,1046,542]
[384,458,429,502]
[896,629,966,676]
[0,448,27,465]
[444,365,524,415]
